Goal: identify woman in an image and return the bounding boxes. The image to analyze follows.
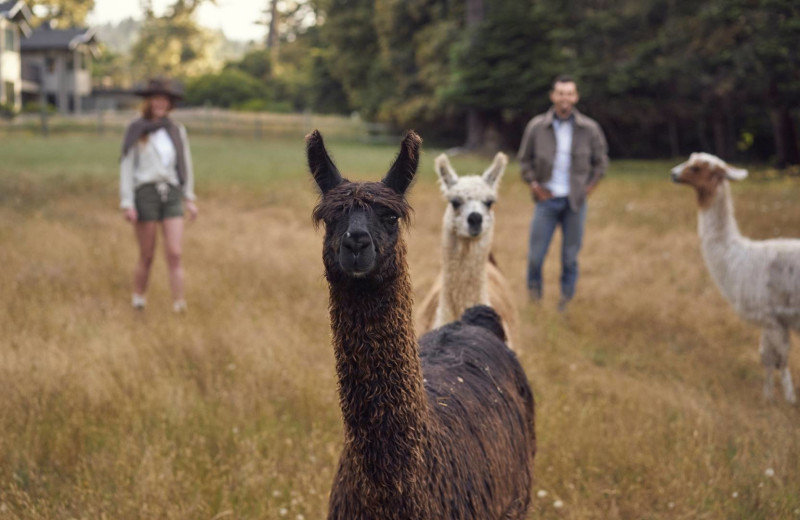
[120,78,198,312]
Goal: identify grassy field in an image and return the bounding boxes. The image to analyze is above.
[1,132,799,519]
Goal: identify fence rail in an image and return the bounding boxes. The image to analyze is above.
[0,108,395,143]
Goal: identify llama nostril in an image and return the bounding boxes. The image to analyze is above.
[467,213,483,228]
[342,231,372,254]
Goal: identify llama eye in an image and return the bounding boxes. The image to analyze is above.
[451,200,462,210]
[384,214,399,225]
[484,200,495,209]
[690,166,700,172]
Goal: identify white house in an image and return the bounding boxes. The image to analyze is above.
[0,0,32,111]
[20,22,99,114]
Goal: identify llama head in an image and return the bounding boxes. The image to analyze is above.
[309,129,421,282]
[435,152,507,239]
[671,152,748,207]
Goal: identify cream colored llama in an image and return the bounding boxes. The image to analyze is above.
[417,152,518,345]
[672,152,800,403]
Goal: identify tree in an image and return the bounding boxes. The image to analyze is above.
[185,69,268,107]
[29,0,94,27]
[445,1,557,149]
[318,0,392,118]
[225,49,272,81]
[130,0,217,79]
[308,0,799,161]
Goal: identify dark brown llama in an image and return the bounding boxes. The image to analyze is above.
[307,129,536,520]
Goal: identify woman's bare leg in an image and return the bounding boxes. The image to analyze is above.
[133,221,158,298]
[162,216,185,305]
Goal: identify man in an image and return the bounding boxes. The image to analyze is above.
[517,75,608,311]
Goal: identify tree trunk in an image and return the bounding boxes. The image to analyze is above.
[465,109,486,150]
[668,113,680,158]
[724,96,737,160]
[712,112,726,159]
[599,120,625,158]
[466,0,484,24]
[769,107,788,168]
[267,0,279,49]
[697,118,712,153]
[462,0,485,150]
[769,106,800,168]
[789,111,800,166]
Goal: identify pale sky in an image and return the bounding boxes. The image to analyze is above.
[88,0,270,42]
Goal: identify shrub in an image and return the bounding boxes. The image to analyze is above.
[22,101,57,114]
[185,69,270,108]
[0,101,18,120]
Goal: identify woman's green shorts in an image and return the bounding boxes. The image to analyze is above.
[135,183,184,222]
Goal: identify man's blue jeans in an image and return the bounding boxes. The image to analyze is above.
[526,197,587,300]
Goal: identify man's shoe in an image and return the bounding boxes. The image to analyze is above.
[557,296,571,313]
[528,285,542,303]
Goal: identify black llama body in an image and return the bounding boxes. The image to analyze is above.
[308,130,535,520]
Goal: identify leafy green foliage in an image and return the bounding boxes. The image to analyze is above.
[130,0,216,79]
[185,69,269,108]
[29,0,94,28]
[225,50,273,81]
[445,2,557,116]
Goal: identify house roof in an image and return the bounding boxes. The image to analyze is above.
[20,24,98,52]
[0,1,33,37]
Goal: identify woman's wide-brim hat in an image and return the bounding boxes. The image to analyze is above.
[134,78,184,101]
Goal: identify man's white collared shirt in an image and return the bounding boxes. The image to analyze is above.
[546,116,573,197]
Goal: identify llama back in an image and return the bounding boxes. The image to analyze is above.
[417,311,535,518]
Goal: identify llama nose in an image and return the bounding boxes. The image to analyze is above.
[467,212,483,228]
[341,230,372,255]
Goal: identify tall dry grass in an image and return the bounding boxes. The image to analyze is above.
[0,134,798,519]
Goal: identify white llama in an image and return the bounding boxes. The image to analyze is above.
[417,152,518,345]
[672,152,800,403]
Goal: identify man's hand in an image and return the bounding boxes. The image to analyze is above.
[586,183,598,197]
[530,181,553,201]
[123,208,138,223]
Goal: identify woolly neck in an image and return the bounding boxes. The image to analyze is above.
[698,181,743,246]
[437,227,492,327]
[698,181,747,305]
[326,247,432,511]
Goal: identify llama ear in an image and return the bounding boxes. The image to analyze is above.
[725,165,748,181]
[482,152,508,189]
[306,130,343,194]
[382,130,422,195]
[434,154,458,191]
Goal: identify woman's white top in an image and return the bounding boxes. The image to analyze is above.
[119,123,196,209]
[151,128,176,167]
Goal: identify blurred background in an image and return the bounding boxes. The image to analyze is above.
[1,2,800,519]
[0,0,798,165]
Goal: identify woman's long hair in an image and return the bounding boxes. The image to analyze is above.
[138,97,173,144]
[140,96,173,121]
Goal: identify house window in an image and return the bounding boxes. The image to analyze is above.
[4,82,15,106]
[4,28,14,52]
[46,57,55,73]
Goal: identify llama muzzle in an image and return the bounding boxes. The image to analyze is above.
[339,211,376,276]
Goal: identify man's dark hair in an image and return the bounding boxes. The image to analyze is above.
[552,75,577,91]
